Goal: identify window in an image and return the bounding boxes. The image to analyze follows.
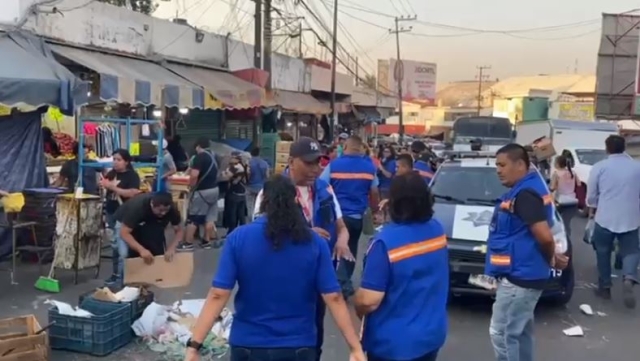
[574,149,606,166]
[431,166,507,204]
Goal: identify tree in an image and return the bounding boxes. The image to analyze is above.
[362,74,377,89]
[99,0,158,15]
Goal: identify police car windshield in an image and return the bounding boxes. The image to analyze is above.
[431,166,507,205]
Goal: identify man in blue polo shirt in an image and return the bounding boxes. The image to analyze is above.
[320,135,379,298]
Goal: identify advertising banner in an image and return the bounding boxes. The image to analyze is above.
[378,59,437,105]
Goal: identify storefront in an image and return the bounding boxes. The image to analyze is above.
[163,61,268,147]
[271,90,330,140]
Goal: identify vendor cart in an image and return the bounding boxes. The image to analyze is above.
[53,194,102,284]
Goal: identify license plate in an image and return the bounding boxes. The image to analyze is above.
[468,274,497,290]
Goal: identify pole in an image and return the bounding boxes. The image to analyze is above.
[389,15,416,145]
[264,0,273,89]
[329,0,339,141]
[476,65,491,116]
[355,56,359,86]
[298,22,303,58]
[254,0,262,69]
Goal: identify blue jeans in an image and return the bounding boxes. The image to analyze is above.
[592,223,640,289]
[230,347,316,361]
[489,278,542,361]
[107,213,129,285]
[337,216,364,295]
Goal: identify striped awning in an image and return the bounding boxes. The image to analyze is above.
[49,44,204,108]
[165,63,267,110]
[271,90,330,114]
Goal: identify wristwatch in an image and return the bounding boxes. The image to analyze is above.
[186,338,203,351]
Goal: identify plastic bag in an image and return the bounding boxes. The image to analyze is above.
[583,219,595,245]
[551,219,568,254]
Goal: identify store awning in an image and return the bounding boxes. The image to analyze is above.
[165,63,267,110]
[354,105,382,124]
[318,100,351,114]
[272,90,330,114]
[0,32,87,114]
[49,44,204,108]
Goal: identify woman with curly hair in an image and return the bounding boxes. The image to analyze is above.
[185,175,365,361]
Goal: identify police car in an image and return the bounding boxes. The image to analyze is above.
[431,151,574,305]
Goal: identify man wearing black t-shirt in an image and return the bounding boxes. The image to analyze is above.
[488,144,568,361]
[180,137,220,251]
[113,193,183,275]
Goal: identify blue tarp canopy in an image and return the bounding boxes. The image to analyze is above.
[0,31,87,114]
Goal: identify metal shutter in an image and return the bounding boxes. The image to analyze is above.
[225,119,254,140]
[176,109,222,152]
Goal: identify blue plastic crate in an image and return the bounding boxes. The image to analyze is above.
[48,300,133,356]
[78,287,155,323]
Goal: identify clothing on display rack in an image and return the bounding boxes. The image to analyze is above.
[93,124,121,158]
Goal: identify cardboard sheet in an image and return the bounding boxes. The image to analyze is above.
[124,253,194,288]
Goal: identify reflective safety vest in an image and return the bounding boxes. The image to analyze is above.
[329,155,376,216]
[363,220,448,359]
[485,171,554,280]
[414,160,434,184]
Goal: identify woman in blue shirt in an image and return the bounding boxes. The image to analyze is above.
[355,172,449,361]
[185,175,365,361]
[376,145,397,199]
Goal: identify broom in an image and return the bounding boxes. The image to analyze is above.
[35,195,78,293]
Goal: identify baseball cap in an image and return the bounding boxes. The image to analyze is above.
[290,137,323,162]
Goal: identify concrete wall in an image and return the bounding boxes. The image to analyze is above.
[7,0,314,93]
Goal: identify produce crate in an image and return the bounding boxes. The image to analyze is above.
[79,286,155,323]
[48,300,132,356]
[0,315,49,361]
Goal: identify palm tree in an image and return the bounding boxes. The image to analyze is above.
[361,74,377,89]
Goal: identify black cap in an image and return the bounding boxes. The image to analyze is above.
[289,137,323,162]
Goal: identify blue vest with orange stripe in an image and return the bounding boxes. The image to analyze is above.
[329,154,376,216]
[362,220,449,360]
[485,171,554,280]
[414,160,434,184]
[310,178,338,249]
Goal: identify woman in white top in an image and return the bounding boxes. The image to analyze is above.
[550,154,580,239]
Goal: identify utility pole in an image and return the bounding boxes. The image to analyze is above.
[328,0,339,141]
[475,65,491,116]
[355,56,359,86]
[253,0,262,69]
[264,0,273,89]
[390,15,416,145]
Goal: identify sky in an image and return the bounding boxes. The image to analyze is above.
[153,0,640,84]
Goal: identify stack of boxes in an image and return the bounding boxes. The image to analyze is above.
[275,141,291,174]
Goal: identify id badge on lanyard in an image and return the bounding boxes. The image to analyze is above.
[296,186,314,227]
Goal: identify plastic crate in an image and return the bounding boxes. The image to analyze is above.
[48,300,132,356]
[79,287,155,323]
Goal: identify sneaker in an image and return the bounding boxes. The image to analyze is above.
[177,243,195,252]
[594,287,612,300]
[104,274,118,286]
[622,280,636,309]
[200,241,213,250]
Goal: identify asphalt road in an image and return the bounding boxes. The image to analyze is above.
[2,217,637,361]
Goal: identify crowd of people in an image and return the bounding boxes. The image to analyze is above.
[38,130,639,361]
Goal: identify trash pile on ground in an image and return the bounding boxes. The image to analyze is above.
[45,285,231,359]
[132,299,232,360]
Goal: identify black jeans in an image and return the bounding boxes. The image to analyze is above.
[231,347,316,361]
[368,350,439,361]
[315,295,326,361]
[225,193,247,234]
[337,216,364,295]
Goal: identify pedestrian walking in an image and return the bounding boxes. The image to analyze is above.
[246,146,269,221]
[179,137,220,250]
[320,135,380,298]
[377,145,397,200]
[487,144,568,361]
[411,141,435,183]
[222,154,248,235]
[586,135,640,308]
[251,136,353,360]
[549,154,579,239]
[184,175,364,361]
[356,171,448,361]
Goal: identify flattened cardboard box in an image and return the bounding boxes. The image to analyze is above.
[124,253,194,288]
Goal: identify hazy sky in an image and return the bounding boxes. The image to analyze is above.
[154,0,639,84]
